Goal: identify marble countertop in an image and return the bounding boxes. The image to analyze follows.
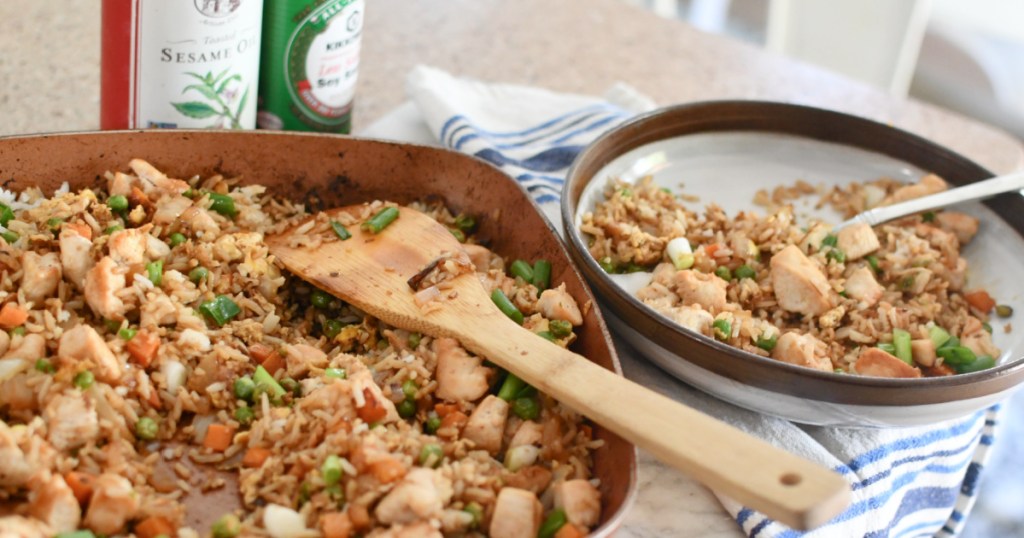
[2,1,1023,537]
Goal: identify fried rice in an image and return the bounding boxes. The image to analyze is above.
[0,160,601,538]
[581,174,1007,378]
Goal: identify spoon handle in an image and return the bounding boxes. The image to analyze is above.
[460,312,850,530]
[839,171,1024,230]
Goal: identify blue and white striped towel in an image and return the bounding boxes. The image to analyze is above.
[387,65,1002,537]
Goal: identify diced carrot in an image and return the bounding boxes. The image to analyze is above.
[260,351,285,376]
[704,244,722,258]
[321,512,353,538]
[146,386,162,410]
[288,462,308,478]
[964,290,996,313]
[135,516,175,538]
[369,456,407,484]
[434,402,459,418]
[356,387,388,423]
[63,471,95,505]
[0,303,28,329]
[65,221,93,240]
[248,342,275,363]
[242,447,272,468]
[202,423,236,452]
[347,504,371,531]
[438,411,469,440]
[126,330,160,368]
[554,523,586,538]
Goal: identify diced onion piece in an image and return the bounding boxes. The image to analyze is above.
[863,184,886,209]
[162,360,187,394]
[666,237,694,270]
[0,358,29,382]
[413,285,441,307]
[263,504,318,538]
[505,445,540,472]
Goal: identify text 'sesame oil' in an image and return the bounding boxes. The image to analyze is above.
[101,0,264,130]
[257,0,364,133]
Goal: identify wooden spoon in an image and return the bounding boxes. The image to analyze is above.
[268,205,850,530]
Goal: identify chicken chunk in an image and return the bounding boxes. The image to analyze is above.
[856,348,922,378]
[934,211,979,245]
[769,245,834,316]
[84,256,127,320]
[844,267,884,307]
[0,422,32,487]
[665,304,714,334]
[152,194,193,226]
[59,325,121,382]
[179,206,221,238]
[462,244,496,272]
[83,473,138,535]
[463,395,509,455]
[433,338,491,403]
[28,473,81,534]
[139,293,177,329]
[771,332,831,372]
[883,174,947,205]
[961,318,1001,359]
[298,379,356,421]
[490,487,542,538]
[671,270,728,312]
[59,227,94,289]
[374,468,452,525]
[129,158,190,196]
[375,522,444,538]
[0,515,52,538]
[536,284,583,326]
[20,252,62,304]
[283,343,328,378]
[43,392,99,451]
[836,222,880,261]
[107,227,149,266]
[553,479,601,528]
[2,333,46,362]
[911,338,936,367]
[509,420,543,449]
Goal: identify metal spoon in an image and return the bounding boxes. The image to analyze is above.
[835,171,1024,231]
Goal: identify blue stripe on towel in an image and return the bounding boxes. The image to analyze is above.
[841,411,983,473]
[439,103,620,145]
[474,146,585,173]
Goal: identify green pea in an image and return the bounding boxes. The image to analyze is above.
[135,416,158,440]
[397,399,417,418]
[323,319,343,339]
[35,358,55,374]
[418,443,444,468]
[233,376,256,401]
[311,289,332,309]
[73,370,94,390]
[321,454,343,486]
[189,266,209,284]
[234,406,255,426]
[425,413,441,434]
[211,513,241,538]
[118,328,137,340]
[169,232,187,247]
[735,264,757,280]
[107,195,129,212]
[549,320,572,338]
[325,368,347,380]
[402,379,419,400]
[714,266,732,281]
[407,332,422,349]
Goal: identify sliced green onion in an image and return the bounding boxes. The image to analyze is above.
[169,232,187,247]
[449,228,466,242]
[937,345,977,365]
[714,266,732,281]
[9,326,25,336]
[866,254,881,274]
[712,319,731,341]
[512,396,540,420]
[73,370,94,390]
[397,399,417,418]
[330,220,351,240]
[982,322,993,334]
[878,342,896,355]
[253,365,286,398]
[957,355,996,374]
[510,260,534,282]
[537,331,556,342]
[922,211,936,223]
[322,454,343,486]
[311,289,331,309]
[497,372,527,401]
[892,328,913,365]
[826,248,846,264]
[0,230,18,244]
[532,260,552,291]
[418,443,444,468]
[538,509,568,538]
[463,502,484,529]
[107,195,129,212]
[941,335,960,350]
[361,206,399,233]
[104,224,124,235]
[234,376,256,401]
[35,358,55,374]
[55,532,96,538]
[118,327,137,340]
[491,289,524,324]
[735,265,756,280]
[666,237,695,270]
[325,368,347,380]
[46,217,64,230]
[189,266,208,283]
[200,295,241,326]
[821,234,838,248]
[928,326,951,349]
[234,405,254,426]
[0,204,14,226]
[755,334,778,352]
[598,257,617,274]
[135,416,158,440]
[205,192,237,218]
[549,319,572,339]
[146,260,163,286]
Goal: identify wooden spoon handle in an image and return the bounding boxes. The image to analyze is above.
[461,313,850,530]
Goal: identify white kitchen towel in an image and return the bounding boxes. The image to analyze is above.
[401,65,1000,538]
